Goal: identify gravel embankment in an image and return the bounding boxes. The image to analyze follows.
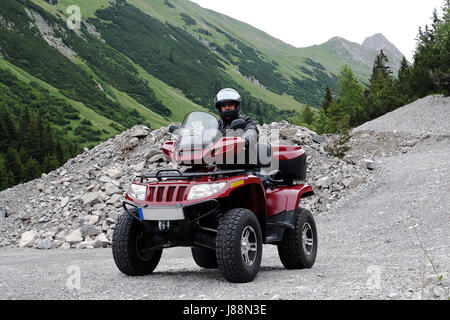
[355,95,450,135]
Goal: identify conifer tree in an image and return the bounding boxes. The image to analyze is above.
[300,105,315,125]
[367,51,403,118]
[5,147,24,184]
[330,65,367,127]
[321,85,333,115]
[23,157,40,181]
[0,108,17,149]
[0,154,7,190]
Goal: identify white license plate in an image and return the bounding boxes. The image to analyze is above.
[137,207,185,221]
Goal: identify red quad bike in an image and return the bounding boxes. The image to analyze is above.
[112,111,317,283]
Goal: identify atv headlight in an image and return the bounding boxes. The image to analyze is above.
[187,182,226,201]
[128,184,147,201]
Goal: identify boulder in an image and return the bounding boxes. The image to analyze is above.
[35,237,54,249]
[82,192,100,206]
[60,196,69,208]
[316,176,332,189]
[129,127,150,139]
[104,183,120,196]
[107,167,122,179]
[93,233,109,248]
[19,230,38,247]
[80,224,101,237]
[65,229,83,245]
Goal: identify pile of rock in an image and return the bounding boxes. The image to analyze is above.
[0,121,380,249]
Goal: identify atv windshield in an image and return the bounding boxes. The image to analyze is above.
[178,111,220,150]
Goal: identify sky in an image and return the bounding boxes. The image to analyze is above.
[189,0,445,61]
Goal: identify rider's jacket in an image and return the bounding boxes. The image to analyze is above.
[217,114,259,145]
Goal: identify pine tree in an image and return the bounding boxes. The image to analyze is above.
[23,157,40,181]
[5,147,24,184]
[42,154,59,173]
[0,154,7,190]
[367,51,404,118]
[19,106,31,143]
[321,85,333,115]
[169,48,174,64]
[0,108,17,149]
[331,65,367,127]
[395,56,412,104]
[311,107,330,135]
[409,1,450,96]
[55,140,64,165]
[300,105,315,125]
[42,124,56,158]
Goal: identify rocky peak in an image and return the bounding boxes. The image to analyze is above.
[362,33,405,62]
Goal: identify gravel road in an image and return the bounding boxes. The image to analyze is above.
[1,134,448,300]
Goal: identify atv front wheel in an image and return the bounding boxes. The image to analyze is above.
[112,210,162,276]
[191,247,218,269]
[277,208,317,269]
[216,208,262,283]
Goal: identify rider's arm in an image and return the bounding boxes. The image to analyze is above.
[242,116,259,145]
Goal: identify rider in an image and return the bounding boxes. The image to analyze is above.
[214,88,259,147]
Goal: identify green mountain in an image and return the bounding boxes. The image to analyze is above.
[0,0,409,147]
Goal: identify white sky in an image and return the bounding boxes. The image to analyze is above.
[189,0,445,61]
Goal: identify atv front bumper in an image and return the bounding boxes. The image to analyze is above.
[122,199,218,222]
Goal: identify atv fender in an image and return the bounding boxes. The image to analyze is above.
[267,184,314,217]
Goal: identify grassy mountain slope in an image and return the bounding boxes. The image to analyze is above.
[0,0,408,143]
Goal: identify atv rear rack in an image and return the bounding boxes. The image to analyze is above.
[137,168,246,182]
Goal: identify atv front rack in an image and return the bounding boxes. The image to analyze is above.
[137,168,246,182]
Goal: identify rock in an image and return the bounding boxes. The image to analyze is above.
[129,127,150,139]
[65,229,83,245]
[82,192,100,206]
[36,183,45,192]
[104,183,120,196]
[144,149,161,159]
[360,159,375,170]
[106,194,121,205]
[80,224,101,237]
[312,134,326,144]
[346,178,365,189]
[77,238,95,249]
[107,167,122,179]
[60,196,69,208]
[98,190,106,202]
[123,137,139,151]
[316,176,332,189]
[99,175,112,183]
[19,231,38,247]
[55,231,67,241]
[88,215,99,225]
[280,128,298,139]
[35,237,53,249]
[59,242,71,250]
[0,206,6,218]
[148,154,164,163]
[130,161,146,172]
[93,233,109,248]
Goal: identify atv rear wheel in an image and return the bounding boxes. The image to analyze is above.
[112,210,162,276]
[191,247,218,269]
[216,208,262,283]
[277,208,317,269]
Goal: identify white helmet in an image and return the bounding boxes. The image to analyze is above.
[214,88,241,119]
